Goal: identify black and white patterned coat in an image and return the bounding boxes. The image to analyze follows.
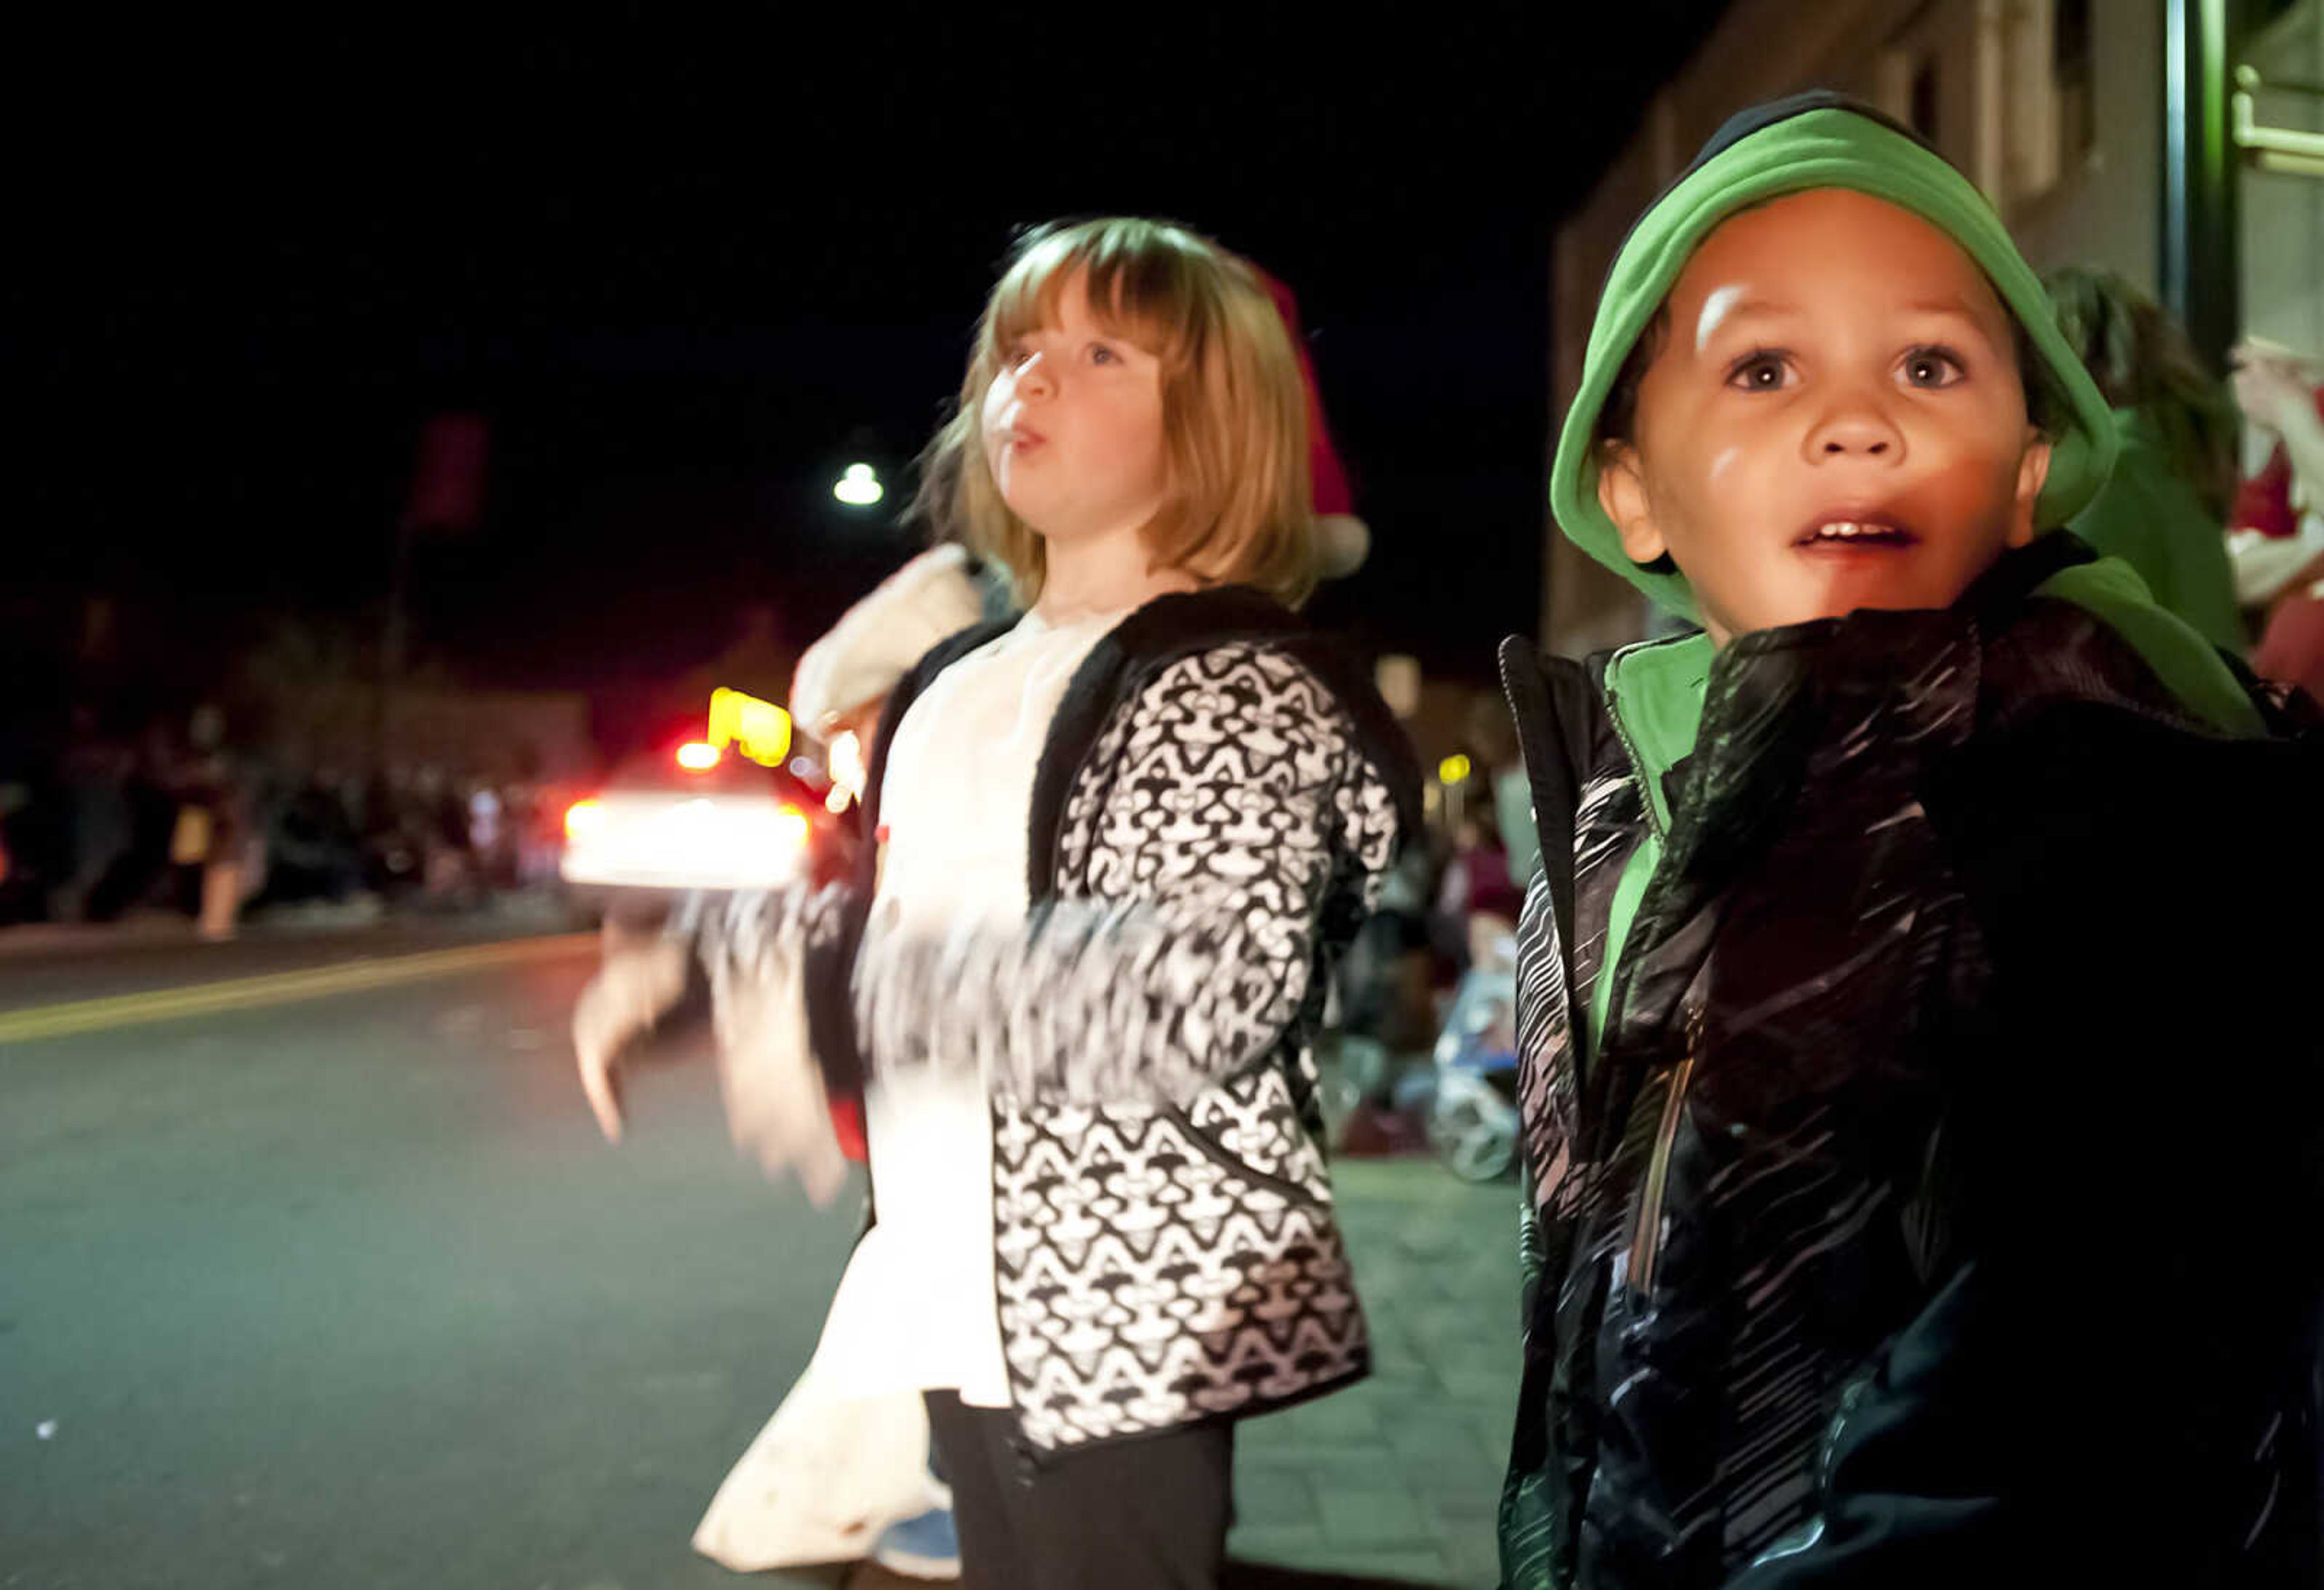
[711,587,1420,1456]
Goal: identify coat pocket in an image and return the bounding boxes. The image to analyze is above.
[1160,1075,1329,1209]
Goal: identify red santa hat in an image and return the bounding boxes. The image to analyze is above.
[2231,383,2324,539]
[1253,266,1371,579]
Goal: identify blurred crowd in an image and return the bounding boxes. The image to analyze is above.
[0,702,565,937]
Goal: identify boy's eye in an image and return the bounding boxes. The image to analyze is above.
[1725,350,1792,392]
[1901,346,1966,389]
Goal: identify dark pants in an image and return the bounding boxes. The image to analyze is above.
[924,1391,1235,1590]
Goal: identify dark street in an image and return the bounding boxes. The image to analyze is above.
[2,926,859,1590]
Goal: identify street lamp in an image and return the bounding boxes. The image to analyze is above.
[833,462,883,507]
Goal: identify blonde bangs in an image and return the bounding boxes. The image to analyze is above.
[917,217,1321,608]
[983,220,1207,372]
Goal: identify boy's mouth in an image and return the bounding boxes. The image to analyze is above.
[1794,515,1919,550]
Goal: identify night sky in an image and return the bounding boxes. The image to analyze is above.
[16,5,1729,709]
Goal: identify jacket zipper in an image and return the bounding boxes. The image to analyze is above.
[1628,1004,1702,1297]
[1601,643,1672,845]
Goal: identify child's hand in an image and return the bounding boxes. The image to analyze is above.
[571,934,689,1142]
[706,936,847,1205]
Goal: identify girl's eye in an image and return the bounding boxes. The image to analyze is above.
[1725,350,1791,392]
[1088,344,1117,365]
[1902,346,1966,389]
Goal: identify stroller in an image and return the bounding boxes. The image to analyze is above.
[1426,927,1519,1182]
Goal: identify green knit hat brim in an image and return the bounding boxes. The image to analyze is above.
[1552,102,2119,624]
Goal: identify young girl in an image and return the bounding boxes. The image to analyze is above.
[579,217,1419,1588]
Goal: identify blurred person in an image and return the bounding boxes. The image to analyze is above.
[505,780,563,888]
[691,541,985,1583]
[410,765,478,907]
[53,706,134,921]
[356,769,421,896]
[468,779,525,891]
[1336,833,1438,1057]
[1433,807,1518,974]
[576,218,1418,1590]
[167,704,252,941]
[467,782,503,872]
[2231,342,2324,702]
[91,719,180,919]
[2046,266,2246,652]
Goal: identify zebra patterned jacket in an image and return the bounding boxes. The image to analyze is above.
[1495,537,2323,1589]
[706,586,1420,1458]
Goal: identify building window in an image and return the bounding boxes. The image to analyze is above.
[2054,0,2095,170]
[2000,0,2105,207]
[1911,59,1941,143]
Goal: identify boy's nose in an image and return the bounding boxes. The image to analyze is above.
[1806,399,1902,460]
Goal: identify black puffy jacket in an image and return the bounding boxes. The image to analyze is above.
[1497,539,2324,1589]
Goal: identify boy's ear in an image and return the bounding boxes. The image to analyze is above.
[2007,428,2052,549]
[1598,444,1669,566]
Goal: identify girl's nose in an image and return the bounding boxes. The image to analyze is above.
[1013,350,1055,398]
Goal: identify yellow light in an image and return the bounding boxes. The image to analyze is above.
[1438,753,1473,785]
[774,806,812,850]
[833,462,884,506]
[675,741,721,771]
[707,687,792,768]
[564,799,606,839]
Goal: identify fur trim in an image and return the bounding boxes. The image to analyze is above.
[789,545,985,731]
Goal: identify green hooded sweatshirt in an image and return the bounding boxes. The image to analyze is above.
[1550,93,2263,1046]
[2069,405,2248,654]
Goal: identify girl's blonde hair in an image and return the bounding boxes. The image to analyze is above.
[914,217,1317,607]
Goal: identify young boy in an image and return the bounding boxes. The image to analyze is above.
[1498,94,2322,1589]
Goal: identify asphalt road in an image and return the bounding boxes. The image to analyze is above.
[1,923,866,1590]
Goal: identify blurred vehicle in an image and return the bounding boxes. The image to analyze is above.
[559,735,845,921]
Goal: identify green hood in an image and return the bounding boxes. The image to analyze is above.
[1552,94,2120,625]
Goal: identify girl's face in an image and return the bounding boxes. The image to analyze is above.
[981,272,1170,548]
[1600,189,2051,646]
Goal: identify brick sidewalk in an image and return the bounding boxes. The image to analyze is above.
[1224,1156,1519,1587]
[845,1155,1521,1589]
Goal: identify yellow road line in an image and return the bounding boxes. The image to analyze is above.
[0,934,598,1046]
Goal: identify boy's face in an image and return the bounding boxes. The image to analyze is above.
[1600,189,2051,646]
